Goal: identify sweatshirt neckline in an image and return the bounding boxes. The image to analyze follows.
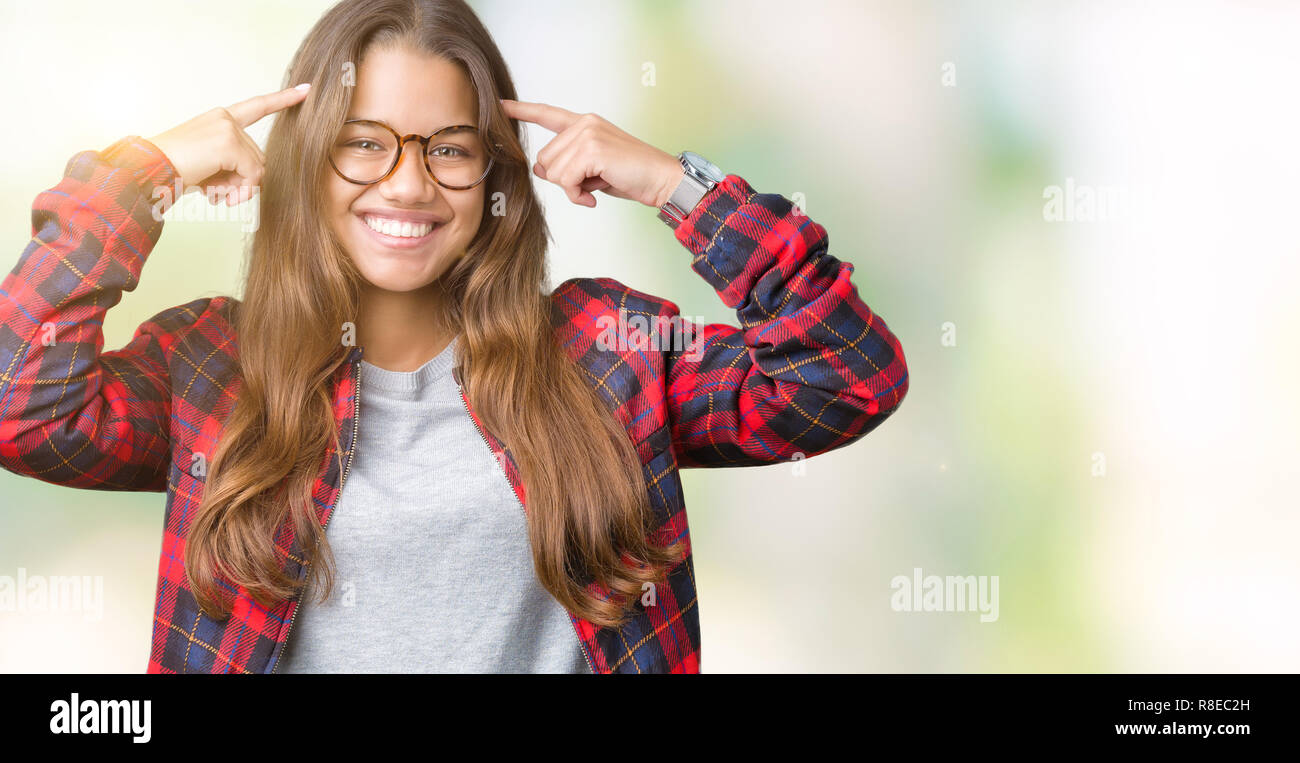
[359,336,459,393]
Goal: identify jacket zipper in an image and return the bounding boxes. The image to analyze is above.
[271,353,361,673]
[458,382,597,675]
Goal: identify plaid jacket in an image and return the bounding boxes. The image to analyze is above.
[0,135,909,673]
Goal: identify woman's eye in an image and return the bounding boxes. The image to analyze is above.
[430,145,468,158]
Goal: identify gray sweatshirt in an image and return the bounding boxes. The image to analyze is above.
[276,336,590,673]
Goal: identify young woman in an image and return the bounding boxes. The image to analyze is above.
[0,0,908,673]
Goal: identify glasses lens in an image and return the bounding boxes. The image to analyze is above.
[331,122,398,183]
[331,122,490,187]
[426,127,490,188]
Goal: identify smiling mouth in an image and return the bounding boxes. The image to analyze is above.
[362,214,441,237]
[357,213,444,248]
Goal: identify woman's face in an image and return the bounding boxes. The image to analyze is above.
[326,44,486,294]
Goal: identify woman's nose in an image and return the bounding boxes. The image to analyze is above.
[383,140,440,198]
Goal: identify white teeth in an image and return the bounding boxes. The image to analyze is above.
[363,215,436,238]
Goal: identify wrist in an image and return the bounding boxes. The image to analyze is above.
[654,150,726,229]
[652,152,684,209]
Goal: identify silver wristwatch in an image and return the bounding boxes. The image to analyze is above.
[657,151,725,229]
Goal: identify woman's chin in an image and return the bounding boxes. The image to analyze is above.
[354,259,448,293]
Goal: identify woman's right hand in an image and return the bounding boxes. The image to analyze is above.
[146,83,311,206]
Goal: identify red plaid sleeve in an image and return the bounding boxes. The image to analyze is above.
[653,174,908,467]
[0,135,205,491]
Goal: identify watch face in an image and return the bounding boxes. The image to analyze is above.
[682,151,725,183]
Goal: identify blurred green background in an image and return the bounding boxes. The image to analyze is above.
[2,0,1297,672]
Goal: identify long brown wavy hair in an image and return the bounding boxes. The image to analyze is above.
[185,0,684,629]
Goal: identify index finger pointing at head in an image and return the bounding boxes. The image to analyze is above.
[500,99,581,134]
[226,83,312,128]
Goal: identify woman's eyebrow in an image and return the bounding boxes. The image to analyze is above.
[347,116,479,133]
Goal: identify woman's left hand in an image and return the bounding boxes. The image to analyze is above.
[500,99,684,209]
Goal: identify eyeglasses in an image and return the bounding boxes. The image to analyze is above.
[328,119,499,189]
